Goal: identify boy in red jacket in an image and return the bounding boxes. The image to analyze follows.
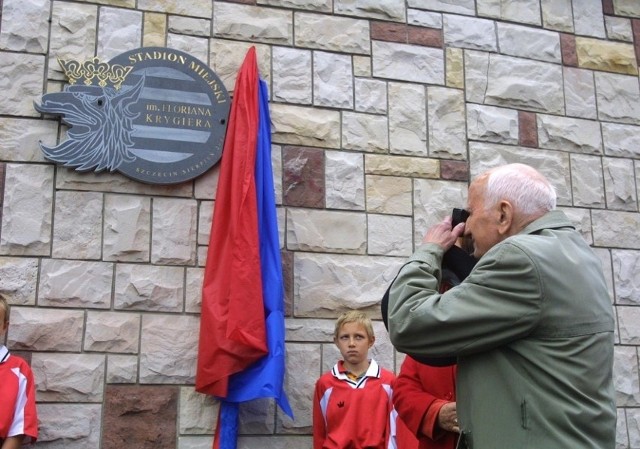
[0,295,38,448]
[313,311,395,449]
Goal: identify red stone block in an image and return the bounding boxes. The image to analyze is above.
[602,0,614,15]
[632,20,640,67]
[440,160,469,181]
[103,385,178,449]
[408,26,443,48]
[518,111,538,148]
[282,146,325,208]
[560,33,578,67]
[370,21,408,43]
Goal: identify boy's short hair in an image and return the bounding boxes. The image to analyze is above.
[333,310,374,340]
[0,293,9,322]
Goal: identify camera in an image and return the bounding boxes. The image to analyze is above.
[451,208,469,228]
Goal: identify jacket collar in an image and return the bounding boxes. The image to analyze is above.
[0,345,9,364]
[520,210,574,236]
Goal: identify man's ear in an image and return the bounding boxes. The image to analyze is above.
[497,200,514,236]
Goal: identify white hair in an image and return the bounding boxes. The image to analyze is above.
[483,163,556,216]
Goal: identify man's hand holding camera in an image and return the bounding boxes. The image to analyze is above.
[423,215,466,251]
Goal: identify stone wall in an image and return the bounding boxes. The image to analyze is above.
[1,0,639,448]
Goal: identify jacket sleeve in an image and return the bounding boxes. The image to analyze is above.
[388,241,543,358]
[312,379,326,449]
[392,357,438,438]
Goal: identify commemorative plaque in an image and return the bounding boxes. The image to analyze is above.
[35,47,230,184]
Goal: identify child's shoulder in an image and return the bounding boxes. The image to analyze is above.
[2,352,32,371]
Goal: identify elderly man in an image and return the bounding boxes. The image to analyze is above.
[387,163,616,449]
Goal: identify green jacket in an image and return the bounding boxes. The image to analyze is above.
[388,210,616,449]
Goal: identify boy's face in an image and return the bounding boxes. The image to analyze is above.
[334,322,374,368]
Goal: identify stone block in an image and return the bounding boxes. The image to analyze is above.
[39,259,113,309]
[273,47,312,104]
[107,354,138,383]
[484,54,564,115]
[295,12,370,54]
[445,47,464,88]
[367,214,413,256]
[33,353,106,402]
[603,123,640,158]
[0,0,49,52]
[612,250,640,304]
[592,210,640,249]
[604,158,637,211]
[354,78,387,114]
[293,252,404,317]
[140,0,210,17]
[185,267,204,313]
[37,403,102,448]
[103,385,178,449]
[477,0,541,25]
[0,256,38,305]
[0,51,45,116]
[596,72,640,125]
[466,103,518,145]
[325,151,365,210]
[115,264,184,312]
[334,0,405,21]
[560,33,578,66]
[497,23,561,63]
[276,343,320,432]
[388,82,427,155]
[85,311,140,353]
[443,14,496,51]
[537,114,602,154]
[103,194,151,262]
[313,51,353,108]
[282,146,325,208]
[168,16,211,37]
[372,41,444,85]
[364,154,439,179]
[270,104,340,148]
[428,86,466,159]
[570,154,605,208]
[573,0,606,38]
[179,387,218,434]
[286,208,366,254]
[139,314,199,383]
[408,0,474,15]
[152,197,197,265]
[541,0,574,32]
[365,175,413,216]
[413,178,467,240]
[8,306,83,351]
[0,164,53,256]
[210,39,271,92]
[213,3,291,45]
[52,191,103,260]
[97,7,142,60]
[0,117,55,162]
[614,346,640,406]
[563,67,597,119]
[143,12,167,47]
[576,37,638,75]
[48,3,97,82]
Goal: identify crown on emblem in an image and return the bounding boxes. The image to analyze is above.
[58,56,133,90]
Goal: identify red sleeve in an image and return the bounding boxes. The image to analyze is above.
[423,399,449,440]
[392,357,441,440]
[312,377,327,449]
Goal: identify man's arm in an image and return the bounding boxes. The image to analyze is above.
[388,241,543,359]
